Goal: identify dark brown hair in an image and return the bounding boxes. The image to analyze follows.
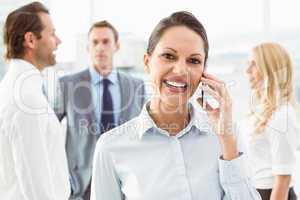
[147,11,209,66]
[3,1,49,59]
[88,20,119,42]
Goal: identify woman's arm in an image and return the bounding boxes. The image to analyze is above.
[198,72,239,159]
[198,72,261,200]
[268,109,297,200]
[218,154,262,200]
[270,175,291,200]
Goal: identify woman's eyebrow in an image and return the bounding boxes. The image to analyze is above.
[163,47,204,57]
[190,53,203,57]
[163,47,177,53]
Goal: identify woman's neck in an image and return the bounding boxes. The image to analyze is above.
[148,99,190,136]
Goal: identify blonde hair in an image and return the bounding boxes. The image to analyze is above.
[250,42,299,134]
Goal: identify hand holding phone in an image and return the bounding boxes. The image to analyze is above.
[193,81,219,110]
[193,72,238,160]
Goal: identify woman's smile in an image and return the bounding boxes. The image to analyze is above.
[163,76,188,93]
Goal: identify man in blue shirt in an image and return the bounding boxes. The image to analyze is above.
[53,21,145,200]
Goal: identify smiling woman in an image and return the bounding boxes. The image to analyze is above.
[90,11,262,200]
[144,25,206,124]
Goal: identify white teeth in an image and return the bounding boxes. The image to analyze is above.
[165,81,187,88]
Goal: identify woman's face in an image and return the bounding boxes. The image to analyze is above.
[144,26,206,107]
[246,52,264,90]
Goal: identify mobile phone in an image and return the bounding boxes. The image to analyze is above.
[193,81,219,109]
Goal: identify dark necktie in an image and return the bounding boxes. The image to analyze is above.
[100,78,115,133]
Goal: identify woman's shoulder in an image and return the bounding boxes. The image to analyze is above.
[96,116,143,149]
[269,104,298,128]
[263,104,300,150]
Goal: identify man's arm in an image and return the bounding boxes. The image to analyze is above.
[10,113,63,200]
[53,77,67,121]
[43,75,66,121]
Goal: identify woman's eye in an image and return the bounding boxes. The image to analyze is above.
[188,58,201,65]
[162,53,175,60]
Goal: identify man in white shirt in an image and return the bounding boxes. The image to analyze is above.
[0,2,70,199]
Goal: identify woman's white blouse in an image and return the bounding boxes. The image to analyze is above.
[242,104,299,189]
[91,102,261,200]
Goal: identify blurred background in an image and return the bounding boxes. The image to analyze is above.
[1,0,300,112]
[1,0,300,194]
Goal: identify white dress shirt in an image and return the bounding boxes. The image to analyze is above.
[0,59,70,200]
[91,101,261,200]
[89,66,121,125]
[241,104,300,189]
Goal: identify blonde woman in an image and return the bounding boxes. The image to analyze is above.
[245,42,299,200]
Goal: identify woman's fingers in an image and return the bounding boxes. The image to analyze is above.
[201,78,219,91]
[200,77,232,112]
[201,77,225,96]
[203,72,223,84]
[197,97,219,112]
[200,83,221,102]
[202,72,227,95]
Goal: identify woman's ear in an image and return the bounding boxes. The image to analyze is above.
[115,41,120,51]
[144,53,150,74]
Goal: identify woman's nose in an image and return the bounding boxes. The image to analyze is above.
[173,59,188,74]
[246,65,252,74]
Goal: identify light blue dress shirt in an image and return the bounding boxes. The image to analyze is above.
[89,67,121,125]
[91,101,262,200]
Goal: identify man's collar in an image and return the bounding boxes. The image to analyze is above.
[9,59,40,73]
[89,66,118,85]
[7,58,44,92]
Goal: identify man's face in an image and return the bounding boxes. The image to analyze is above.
[34,12,61,68]
[88,27,119,76]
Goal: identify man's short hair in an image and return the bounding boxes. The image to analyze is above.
[3,1,49,60]
[88,20,119,42]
